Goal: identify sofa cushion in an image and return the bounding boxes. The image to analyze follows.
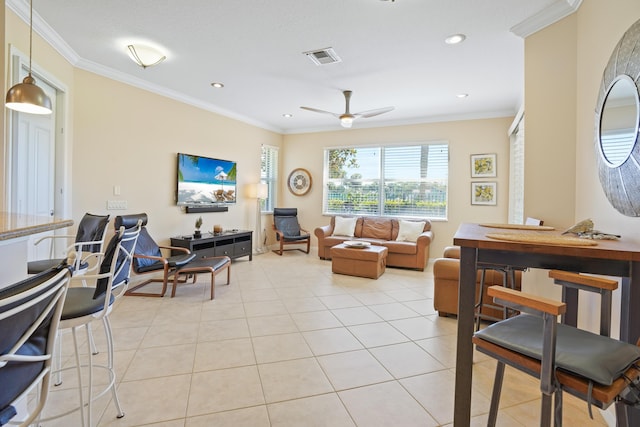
[396,220,426,242]
[383,241,418,255]
[361,217,392,240]
[443,246,460,259]
[332,216,357,237]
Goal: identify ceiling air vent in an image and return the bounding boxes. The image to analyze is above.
[303,47,341,65]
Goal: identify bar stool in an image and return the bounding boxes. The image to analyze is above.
[474,264,525,331]
[42,220,141,426]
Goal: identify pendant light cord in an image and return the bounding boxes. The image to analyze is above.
[28,0,33,75]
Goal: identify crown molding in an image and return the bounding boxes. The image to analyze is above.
[7,0,80,65]
[6,0,280,133]
[510,0,582,38]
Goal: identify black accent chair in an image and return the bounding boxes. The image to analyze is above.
[28,213,110,274]
[120,213,197,297]
[473,271,640,426]
[0,265,71,427]
[272,208,310,255]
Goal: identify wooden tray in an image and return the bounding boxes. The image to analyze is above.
[480,223,555,231]
[486,232,598,246]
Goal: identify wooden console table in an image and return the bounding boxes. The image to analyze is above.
[170,230,252,261]
[452,222,640,426]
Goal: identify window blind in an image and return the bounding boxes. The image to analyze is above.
[508,119,525,224]
[324,143,448,219]
[261,145,278,212]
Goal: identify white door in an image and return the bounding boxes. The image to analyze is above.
[10,72,58,261]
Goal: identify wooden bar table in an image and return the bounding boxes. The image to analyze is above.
[452,222,640,426]
[0,212,73,289]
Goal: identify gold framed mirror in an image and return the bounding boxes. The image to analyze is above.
[595,18,640,216]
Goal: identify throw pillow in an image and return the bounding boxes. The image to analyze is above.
[396,220,426,242]
[332,216,357,237]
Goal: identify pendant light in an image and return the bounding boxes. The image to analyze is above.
[6,0,52,115]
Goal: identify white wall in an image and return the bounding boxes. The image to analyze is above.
[72,70,283,245]
[523,1,640,342]
[282,117,513,259]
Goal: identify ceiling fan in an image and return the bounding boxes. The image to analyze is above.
[301,90,394,128]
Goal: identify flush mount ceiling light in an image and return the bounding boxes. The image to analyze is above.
[445,33,466,45]
[457,93,469,98]
[5,0,52,115]
[211,82,224,88]
[282,113,293,118]
[127,44,166,69]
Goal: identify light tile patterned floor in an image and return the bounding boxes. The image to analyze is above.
[40,250,610,426]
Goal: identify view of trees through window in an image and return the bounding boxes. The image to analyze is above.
[324,143,448,219]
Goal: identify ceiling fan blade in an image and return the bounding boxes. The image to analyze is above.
[354,106,395,119]
[300,106,340,117]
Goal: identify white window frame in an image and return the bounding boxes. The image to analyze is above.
[508,108,525,224]
[322,142,449,220]
[261,145,278,213]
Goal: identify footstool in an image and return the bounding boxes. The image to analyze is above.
[330,244,388,279]
[171,256,231,299]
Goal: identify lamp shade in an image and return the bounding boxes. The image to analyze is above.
[256,183,269,199]
[6,75,52,115]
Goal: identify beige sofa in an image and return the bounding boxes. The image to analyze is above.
[314,216,433,271]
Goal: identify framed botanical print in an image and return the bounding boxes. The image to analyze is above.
[471,182,497,205]
[471,153,497,178]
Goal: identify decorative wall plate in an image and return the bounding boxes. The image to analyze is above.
[288,168,312,196]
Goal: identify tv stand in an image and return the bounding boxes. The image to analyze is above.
[170,230,252,261]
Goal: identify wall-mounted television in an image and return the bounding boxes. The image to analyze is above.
[177,153,237,206]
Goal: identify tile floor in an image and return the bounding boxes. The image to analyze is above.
[40,250,610,426]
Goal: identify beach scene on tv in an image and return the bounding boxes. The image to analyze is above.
[177,154,237,205]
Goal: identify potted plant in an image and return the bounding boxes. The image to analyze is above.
[194,216,203,238]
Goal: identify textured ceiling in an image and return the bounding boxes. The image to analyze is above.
[13,0,577,133]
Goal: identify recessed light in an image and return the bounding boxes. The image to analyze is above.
[283,113,293,118]
[445,34,466,45]
[457,93,469,98]
[211,82,224,88]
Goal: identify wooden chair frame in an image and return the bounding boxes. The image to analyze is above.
[473,272,640,426]
[272,208,311,256]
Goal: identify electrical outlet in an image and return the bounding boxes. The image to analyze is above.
[107,200,128,210]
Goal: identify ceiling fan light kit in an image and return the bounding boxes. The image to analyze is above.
[5,0,52,115]
[340,115,353,128]
[301,90,394,128]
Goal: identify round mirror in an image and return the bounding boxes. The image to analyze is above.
[594,17,640,217]
[599,75,639,167]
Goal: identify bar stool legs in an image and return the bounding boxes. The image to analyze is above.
[45,318,124,426]
[103,316,125,418]
[474,265,521,331]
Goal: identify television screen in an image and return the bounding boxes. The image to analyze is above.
[177,153,237,205]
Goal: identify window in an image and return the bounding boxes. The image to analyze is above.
[508,113,524,224]
[261,145,278,212]
[324,143,448,219]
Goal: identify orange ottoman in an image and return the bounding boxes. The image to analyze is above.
[330,244,388,279]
